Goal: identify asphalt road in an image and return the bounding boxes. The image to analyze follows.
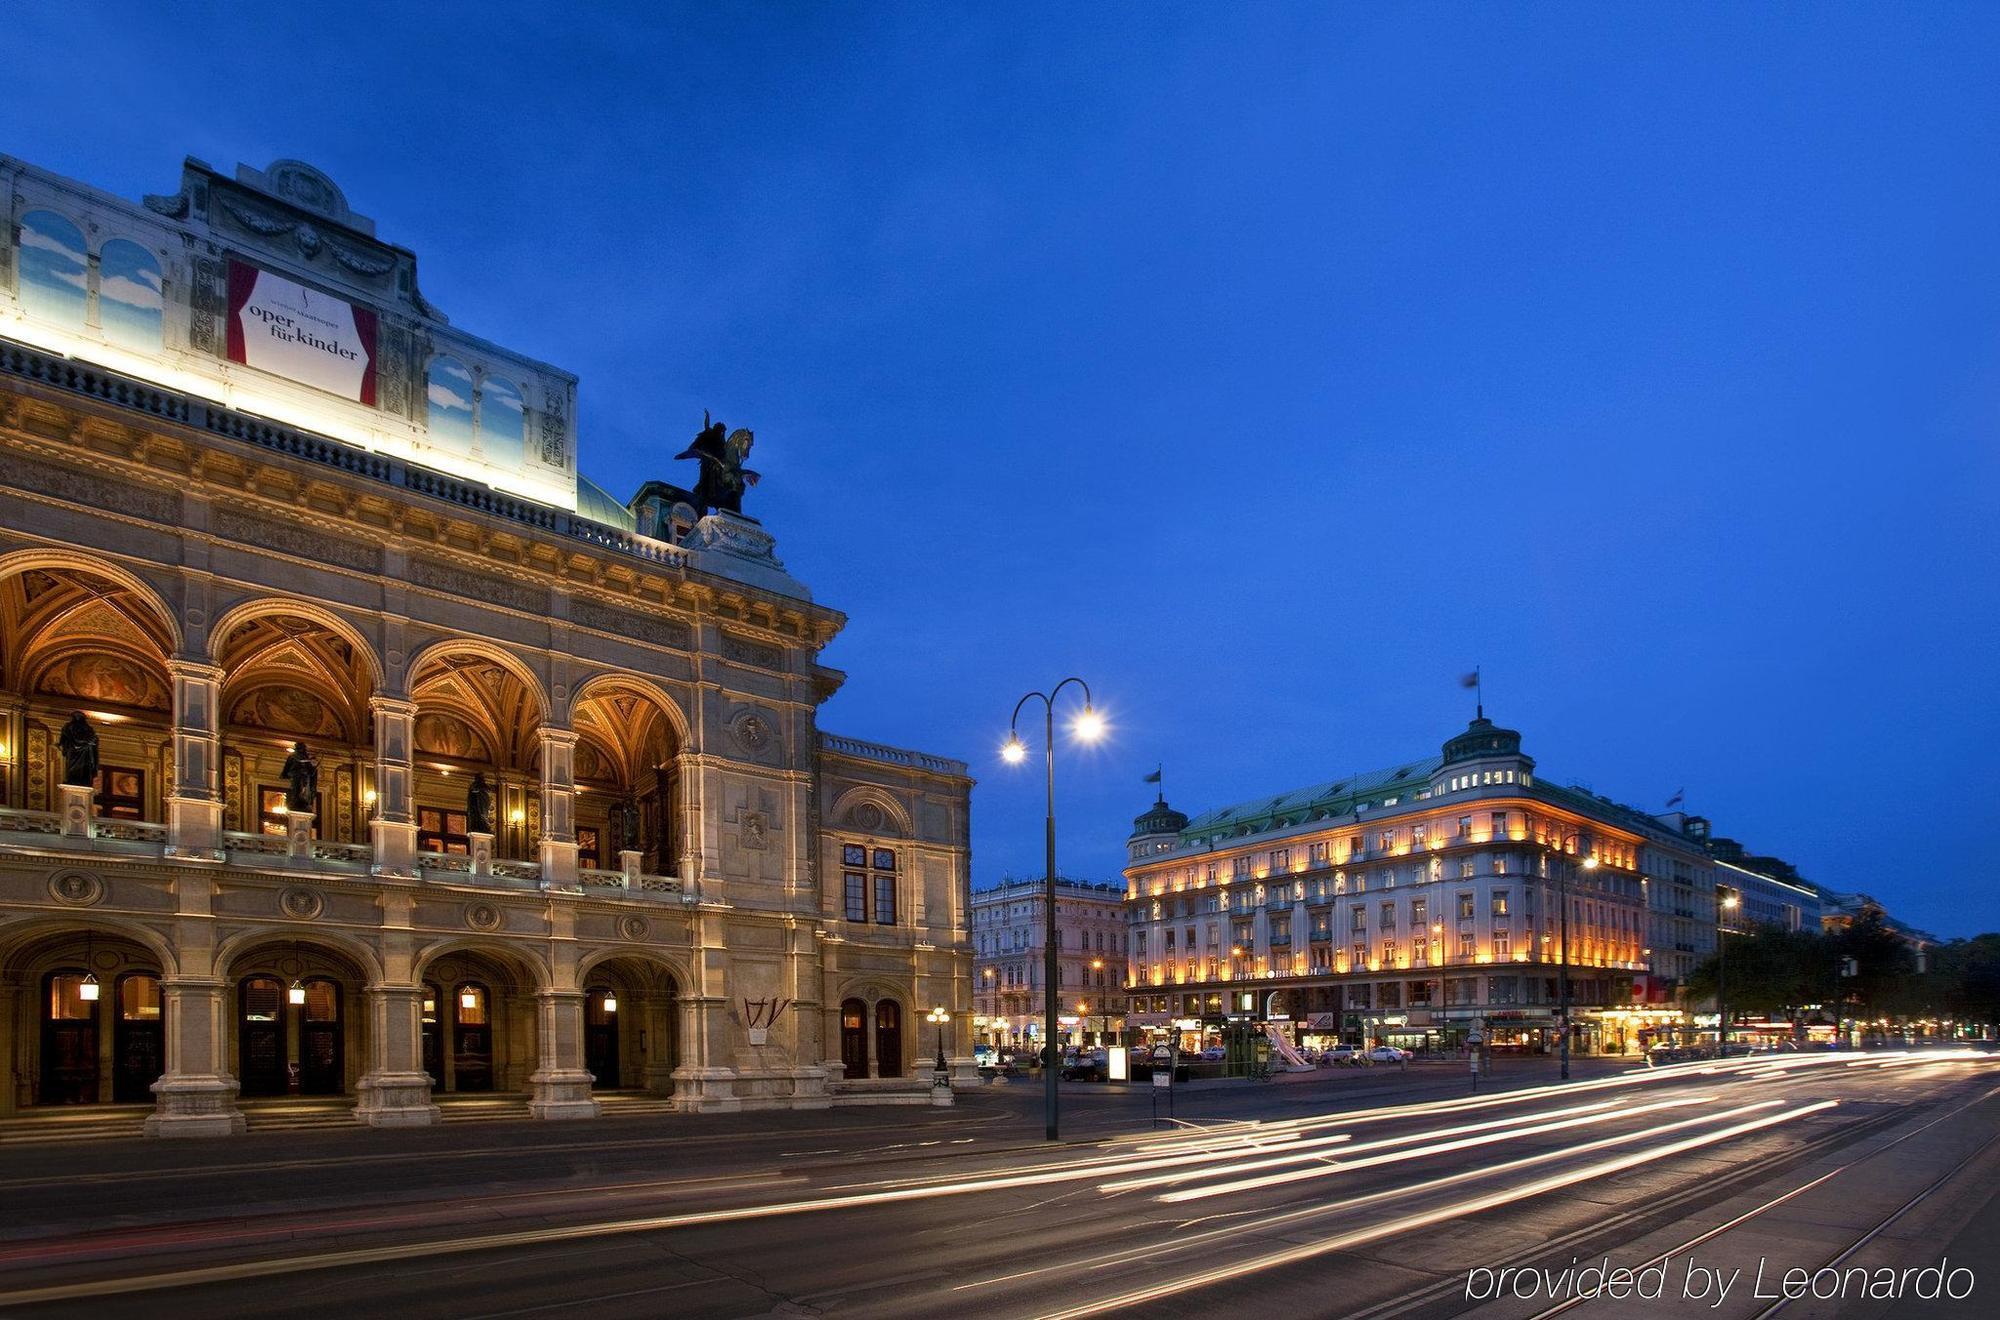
[0,1051,1995,1319]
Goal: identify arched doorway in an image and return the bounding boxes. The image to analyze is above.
[40,970,100,1105]
[112,972,164,1102]
[875,1001,904,1079]
[227,941,369,1100]
[5,925,167,1111]
[576,954,682,1095]
[414,946,544,1095]
[839,999,868,1079]
[569,678,685,877]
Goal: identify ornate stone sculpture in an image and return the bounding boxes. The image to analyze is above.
[674,410,760,517]
[280,741,319,813]
[57,712,98,788]
[466,771,494,836]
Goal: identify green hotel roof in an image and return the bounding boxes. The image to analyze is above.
[1178,755,1445,840]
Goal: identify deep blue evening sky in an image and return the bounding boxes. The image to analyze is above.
[8,4,1997,935]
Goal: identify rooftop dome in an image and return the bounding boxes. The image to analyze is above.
[1441,715,1528,767]
[1130,794,1189,838]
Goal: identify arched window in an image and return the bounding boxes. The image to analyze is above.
[874,1000,904,1079]
[19,210,88,328]
[98,239,164,352]
[426,355,475,453]
[481,375,525,470]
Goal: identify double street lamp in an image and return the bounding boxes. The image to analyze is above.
[927,1005,951,1073]
[1001,677,1103,1142]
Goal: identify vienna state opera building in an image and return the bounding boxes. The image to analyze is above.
[0,151,973,1136]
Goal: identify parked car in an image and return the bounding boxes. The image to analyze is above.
[1366,1045,1409,1063]
[1198,1046,1227,1062]
[1321,1045,1362,1066]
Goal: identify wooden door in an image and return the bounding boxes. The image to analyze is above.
[874,1001,903,1079]
[298,980,343,1095]
[113,974,164,1103]
[39,972,99,1105]
[840,999,868,1079]
[238,977,288,1097]
[452,983,493,1091]
[585,989,619,1089]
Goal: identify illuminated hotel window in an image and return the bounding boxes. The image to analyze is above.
[1458,934,1476,958]
[1491,891,1510,917]
[1412,897,1427,926]
[1460,859,1476,878]
[1379,902,1396,930]
[1457,892,1475,920]
[1494,929,1511,955]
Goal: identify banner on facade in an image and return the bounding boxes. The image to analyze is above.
[226,259,377,404]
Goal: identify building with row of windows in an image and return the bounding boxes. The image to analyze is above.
[1122,713,1828,1056]
[0,152,973,1135]
[970,876,1126,1049]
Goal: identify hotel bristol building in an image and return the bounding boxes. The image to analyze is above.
[1124,714,1751,1056]
[0,152,973,1135]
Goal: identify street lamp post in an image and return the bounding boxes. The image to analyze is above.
[1002,677,1102,1142]
[1716,888,1739,1057]
[928,1005,950,1073]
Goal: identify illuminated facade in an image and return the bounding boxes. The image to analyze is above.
[0,153,973,1134]
[1124,716,1697,1055]
[971,876,1126,1048]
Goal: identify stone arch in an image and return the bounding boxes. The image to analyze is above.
[211,925,386,986]
[207,597,385,692]
[574,945,693,992]
[828,785,914,840]
[0,548,182,657]
[410,937,551,992]
[0,914,180,979]
[401,636,548,711]
[564,671,691,747]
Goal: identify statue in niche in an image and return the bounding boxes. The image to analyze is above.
[674,410,760,517]
[466,772,495,836]
[57,712,99,788]
[281,741,319,814]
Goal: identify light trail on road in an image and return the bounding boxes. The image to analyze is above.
[1037,1100,1841,1320]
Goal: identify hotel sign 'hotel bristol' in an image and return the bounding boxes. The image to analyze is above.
[0,153,973,1135]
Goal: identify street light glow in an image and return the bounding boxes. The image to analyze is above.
[1582,856,1600,870]
[1001,736,1027,764]
[1072,707,1105,742]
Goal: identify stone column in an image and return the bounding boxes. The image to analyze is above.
[354,983,440,1127]
[165,660,225,860]
[527,989,599,1119]
[145,976,244,1137]
[370,697,418,878]
[536,729,579,888]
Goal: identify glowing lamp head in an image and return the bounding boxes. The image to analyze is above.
[1000,736,1027,765]
[460,987,478,1011]
[288,979,307,1005]
[1582,856,1600,870]
[1072,707,1105,742]
[1722,894,1739,910]
[78,972,100,1002]
[601,991,617,1013]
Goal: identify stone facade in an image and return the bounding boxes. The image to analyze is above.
[0,153,972,1134]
